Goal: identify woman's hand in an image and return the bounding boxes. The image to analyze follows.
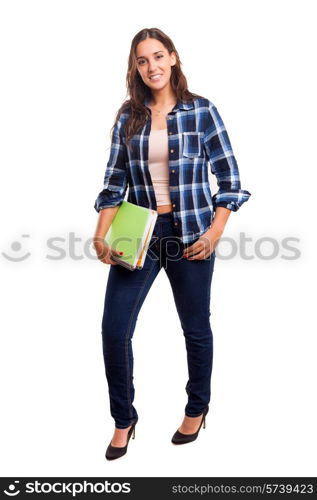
[93,237,123,266]
[182,226,223,260]
[183,207,231,260]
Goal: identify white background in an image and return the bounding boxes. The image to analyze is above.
[0,0,316,477]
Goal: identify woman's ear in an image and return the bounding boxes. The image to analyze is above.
[170,51,177,66]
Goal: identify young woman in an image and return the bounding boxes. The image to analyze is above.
[93,27,251,460]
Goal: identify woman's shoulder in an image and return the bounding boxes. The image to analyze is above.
[116,100,132,123]
[190,94,216,110]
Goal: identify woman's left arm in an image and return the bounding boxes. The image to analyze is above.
[183,100,251,260]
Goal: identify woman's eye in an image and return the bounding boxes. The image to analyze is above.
[138,55,163,65]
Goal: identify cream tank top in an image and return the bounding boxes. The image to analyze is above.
[148,128,172,206]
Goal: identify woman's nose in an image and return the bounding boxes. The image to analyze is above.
[148,60,157,72]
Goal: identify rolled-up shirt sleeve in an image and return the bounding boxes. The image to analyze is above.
[94,116,128,212]
[203,100,251,212]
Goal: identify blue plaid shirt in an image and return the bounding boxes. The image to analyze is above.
[94,95,251,244]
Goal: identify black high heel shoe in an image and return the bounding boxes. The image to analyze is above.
[105,418,138,460]
[171,406,209,445]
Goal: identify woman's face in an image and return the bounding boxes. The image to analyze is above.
[135,38,176,92]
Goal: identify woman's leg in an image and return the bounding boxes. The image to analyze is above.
[100,227,162,429]
[163,232,216,417]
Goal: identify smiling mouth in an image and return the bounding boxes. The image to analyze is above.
[149,74,162,81]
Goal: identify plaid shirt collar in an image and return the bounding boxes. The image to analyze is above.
[142,95,195,112]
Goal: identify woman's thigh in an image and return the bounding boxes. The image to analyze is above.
[162,233,216,325]
[101,237,162,336]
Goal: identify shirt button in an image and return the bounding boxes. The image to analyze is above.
[170,149,174,153]
[174,222,178,226]
[171,169,175,173]
[172,203,176,208]
[169,131,172,135]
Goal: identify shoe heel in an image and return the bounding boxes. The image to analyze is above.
[132,426,136,439]
[203,415,206,429]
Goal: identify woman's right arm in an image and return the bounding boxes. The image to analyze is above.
[93,207,123,266]
[93,114,128,266]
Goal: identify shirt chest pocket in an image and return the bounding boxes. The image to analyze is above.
[182,132,204,158]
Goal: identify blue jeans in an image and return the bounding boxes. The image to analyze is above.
[101,211,216,428]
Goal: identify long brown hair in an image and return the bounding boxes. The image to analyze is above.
[110,27,204,150]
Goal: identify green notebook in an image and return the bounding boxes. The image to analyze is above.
[105,201,158,271]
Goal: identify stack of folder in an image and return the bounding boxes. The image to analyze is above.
[104,201,158,271]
